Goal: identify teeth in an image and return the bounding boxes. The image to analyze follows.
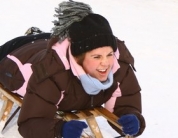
[98,69,106,72]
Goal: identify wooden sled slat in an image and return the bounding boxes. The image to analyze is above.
[94,107,122,130]
[58,107,134,138]
[0,84,22,107]
[59,109,103,138]
[0,83,22,132]
[95,107,134,138]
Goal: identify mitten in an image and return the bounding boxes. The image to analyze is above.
[62,120,88,138]
[118,114,140,135]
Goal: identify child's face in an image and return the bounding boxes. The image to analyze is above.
[82,46,114,82]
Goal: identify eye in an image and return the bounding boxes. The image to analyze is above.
[108,53,114,57]
[93,56,100,59]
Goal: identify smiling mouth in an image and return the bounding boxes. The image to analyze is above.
[98,69,107,72]
[97,69,108,74]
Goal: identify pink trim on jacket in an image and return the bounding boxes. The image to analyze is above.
[56,90,65,108]
[69,46,85,77]
[7,55,32,97]
[51,39,71,106]
[112,48,120,73]
[104,82,122,112]
[52,39,70,70]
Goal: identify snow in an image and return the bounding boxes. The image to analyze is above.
[0,0,178,137]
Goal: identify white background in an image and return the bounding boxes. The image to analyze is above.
[0,0,178,137]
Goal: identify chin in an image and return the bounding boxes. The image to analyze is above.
[99,77,107,82]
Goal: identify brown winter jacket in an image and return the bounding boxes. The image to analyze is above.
[16,38,145,138]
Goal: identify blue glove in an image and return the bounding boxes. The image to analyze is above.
[62,120,88,138]
[118,114,140,136]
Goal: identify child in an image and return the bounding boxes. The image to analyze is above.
[2,1,145,137]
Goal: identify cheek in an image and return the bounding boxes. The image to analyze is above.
[109,57,114,66]
[83,60,98,73]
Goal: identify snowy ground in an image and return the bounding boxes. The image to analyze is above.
[0,0,178,137]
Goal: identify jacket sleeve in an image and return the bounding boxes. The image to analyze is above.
[18,116,65,138]
[110,61,146,137]
[17,74,66,138]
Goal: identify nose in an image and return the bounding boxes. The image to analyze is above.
[100,57,109,66]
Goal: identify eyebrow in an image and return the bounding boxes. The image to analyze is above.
[90,51,114,57]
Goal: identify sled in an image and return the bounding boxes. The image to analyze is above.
[0,83,22,132]
[0,83,134,138]
[57,107,134,138]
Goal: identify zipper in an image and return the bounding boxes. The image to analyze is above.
[90,90,105,108]
[91,95,94,108]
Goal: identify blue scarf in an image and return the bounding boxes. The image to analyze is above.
[79,71,113,95]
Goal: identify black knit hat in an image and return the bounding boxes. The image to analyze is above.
[69,14,117,56]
